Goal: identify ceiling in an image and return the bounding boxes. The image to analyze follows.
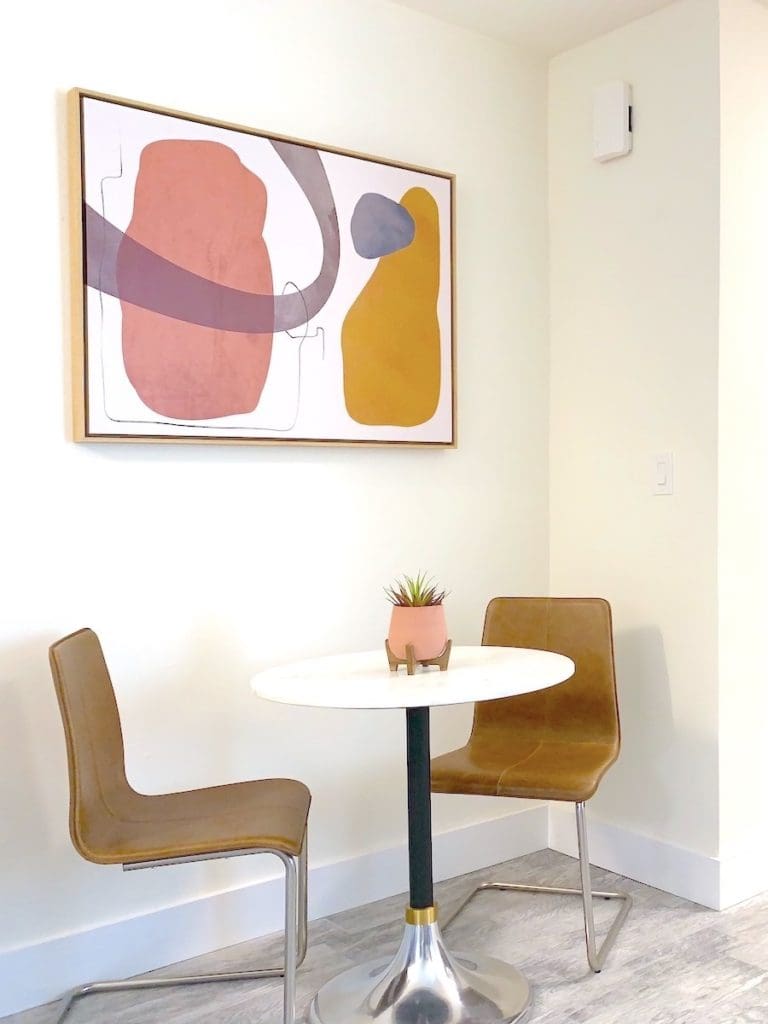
[389,0,680,57]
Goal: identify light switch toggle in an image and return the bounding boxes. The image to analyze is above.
[653,453,673,495]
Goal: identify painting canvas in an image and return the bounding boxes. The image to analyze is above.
[70,90,455,446]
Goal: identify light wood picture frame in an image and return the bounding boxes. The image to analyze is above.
[70,89,456,447]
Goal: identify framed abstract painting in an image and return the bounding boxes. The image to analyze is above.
[69,89,455,446]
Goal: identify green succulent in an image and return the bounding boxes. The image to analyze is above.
[384,571,448,607]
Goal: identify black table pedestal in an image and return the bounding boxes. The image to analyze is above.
[309,707,532,1024]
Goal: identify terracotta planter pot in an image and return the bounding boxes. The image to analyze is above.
[388,605,448,661]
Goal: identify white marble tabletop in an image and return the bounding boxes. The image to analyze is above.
[250,645,575,710]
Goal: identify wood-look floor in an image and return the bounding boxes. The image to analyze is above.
[6,849,768,1024]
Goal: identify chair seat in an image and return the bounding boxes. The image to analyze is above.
[431,735,618,802]
[78,777,311,865]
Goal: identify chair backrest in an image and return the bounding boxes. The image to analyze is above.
[473,597,620,746]
[49,628,133,862]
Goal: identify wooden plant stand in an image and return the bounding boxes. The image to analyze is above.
[385,639,452,676]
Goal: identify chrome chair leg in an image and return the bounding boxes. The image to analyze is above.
[281,851,299,1024]
[441,802,632,973]
[574,801,631,971]
[56,840,308,1024]
[298,828,309,965]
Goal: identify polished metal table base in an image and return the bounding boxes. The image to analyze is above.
[309,919,531,1024]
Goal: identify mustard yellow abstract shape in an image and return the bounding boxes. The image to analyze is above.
[342,187,441,427]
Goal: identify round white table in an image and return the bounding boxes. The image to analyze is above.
[251,645,574,1024]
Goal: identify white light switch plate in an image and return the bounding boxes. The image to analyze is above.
[653,453,673,495]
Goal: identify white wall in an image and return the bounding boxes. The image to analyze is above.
[0,0,550,993]
[548,0,721,859]
[718,0,768,892]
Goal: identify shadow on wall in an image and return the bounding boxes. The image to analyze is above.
[615,625,675,742]
[597,625,718,849]
[116,616,259,796]
[0,632,72,890]
[116,617,408,868]
[115,614,367,792]
[597,626,675,822]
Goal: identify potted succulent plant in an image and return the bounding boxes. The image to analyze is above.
[385,572,449,662]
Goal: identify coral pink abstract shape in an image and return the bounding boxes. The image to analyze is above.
[119,140,273,420]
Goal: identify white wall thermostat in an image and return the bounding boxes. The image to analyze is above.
[593,81,633,162]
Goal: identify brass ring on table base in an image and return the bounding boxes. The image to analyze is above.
[405,904,437,925]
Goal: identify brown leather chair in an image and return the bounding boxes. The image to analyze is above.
[49,628,310,1023]
[431,597,631,972]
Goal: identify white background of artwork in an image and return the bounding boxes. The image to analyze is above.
[82,97,453,441]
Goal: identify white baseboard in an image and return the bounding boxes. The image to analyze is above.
[10,804,764,1016]
[548,803,721,909]
[0,806,547,1018]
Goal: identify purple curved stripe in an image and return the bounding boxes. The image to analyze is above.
[85,140,340,334]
